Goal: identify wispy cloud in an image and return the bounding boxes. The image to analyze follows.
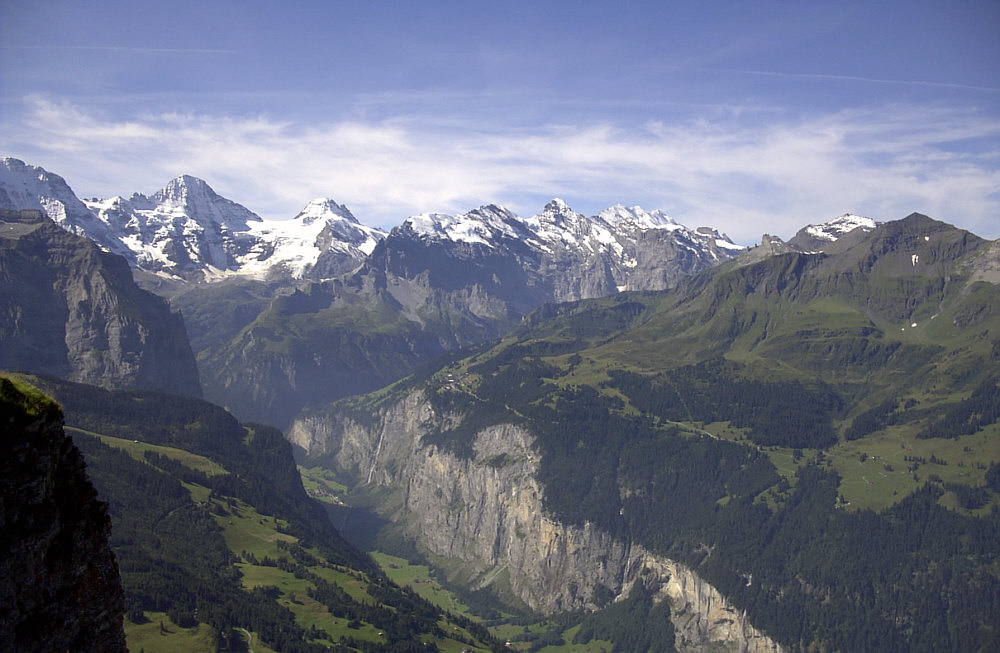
[719,68,1000,94]
[4,96,999,242]
[1,45,237,55]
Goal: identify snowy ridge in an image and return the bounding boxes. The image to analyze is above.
[144,175,262,230]
[240,199,384,277]
[288,198,382,255]
[403,204,525,248]
[531,198,619,254]
[403,197,742,263]
[2,157,744,286]
[0,158,385,280]
[83,176,265,273]
[598,204,680,230]
[82,176,265,274]
[802,213,878,241]
[391,197,746,297]
[0,157,129,257]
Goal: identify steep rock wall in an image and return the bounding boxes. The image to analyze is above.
[0,377,127,652]
[290,391,780,652]
[0,209,201,397]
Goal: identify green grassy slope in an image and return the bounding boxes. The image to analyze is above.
[12,374,502,653]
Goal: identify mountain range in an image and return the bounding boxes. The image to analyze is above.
[1,156,748,426]
[0,158,385,285]
[3,154,998,652]
[0,157,739,287]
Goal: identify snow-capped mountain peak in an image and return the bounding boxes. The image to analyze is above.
[0,159,387,280]
[0,157,129,256]
[598,204,680,231]
[538,198,584,224]
[160,174,206,199]
[144,174,262,231]
[532,198,591,233]
[803,213,879,242]
[786,213,880,252]
[2,158,743,289]
[543,197,573,213]
[75,176,266,273]
[392,197,744,275]
[238,198,383,278]
[293,198,357,226]
[403,204,523,248]
[292,198,384,253]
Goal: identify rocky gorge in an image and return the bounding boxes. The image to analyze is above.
[290,390,781,652]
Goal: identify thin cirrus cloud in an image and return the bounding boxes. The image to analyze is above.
[9,95,999,243]
[719,68,1000,95]
[4,45,238,54]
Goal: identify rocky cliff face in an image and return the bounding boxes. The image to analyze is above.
[532,200,743,301]
[0,209,201,397]
[0,376,127,653]
[290,391,780,652]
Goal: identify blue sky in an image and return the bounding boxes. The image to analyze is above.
[1,1,998,243]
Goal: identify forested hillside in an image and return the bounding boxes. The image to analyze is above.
[16,374,503,653]
[421,360,1000,650]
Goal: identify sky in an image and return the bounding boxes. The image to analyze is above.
[1,1,998,244]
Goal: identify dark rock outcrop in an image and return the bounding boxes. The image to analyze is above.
[0,209,201,397]
[0,376,126,652]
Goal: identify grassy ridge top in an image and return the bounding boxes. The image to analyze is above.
[0,374,63,425]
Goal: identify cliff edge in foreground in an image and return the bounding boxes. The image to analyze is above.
[0,375,126,652]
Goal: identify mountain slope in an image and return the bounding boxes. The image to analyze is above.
[0,208,201,397]
[292,213,1000,652]
[243,198,383,279]
[82,174,264,277]
[18,374,502,653]
[584,213,998,401]
[0,157,130,258]
[399,198,742,301]
[786,212,878,250]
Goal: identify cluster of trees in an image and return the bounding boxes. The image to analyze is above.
[986,462,1000,492]
[573,584,675,653]
[36,374,372,572]
[918,376,1000,439]
[512,298,652,342]
[607,360,842,448]
[844,397,902,440]
[71,432,326,652]
[424,355,560,456]
[75,431,496,652]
